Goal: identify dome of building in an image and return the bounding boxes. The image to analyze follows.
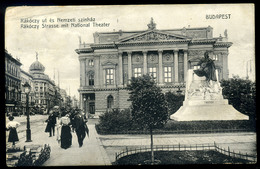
[29,57,45,73]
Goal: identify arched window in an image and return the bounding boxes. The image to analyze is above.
[89,73,94,86]
[107,95,114,109]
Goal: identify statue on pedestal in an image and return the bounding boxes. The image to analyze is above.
[193,51,217,82]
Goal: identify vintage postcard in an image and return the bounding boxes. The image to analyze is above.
[5,4,255,166]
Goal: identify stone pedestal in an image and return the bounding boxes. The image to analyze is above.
[170,69,248,121]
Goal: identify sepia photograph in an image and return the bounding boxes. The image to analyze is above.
[5,4,256,166]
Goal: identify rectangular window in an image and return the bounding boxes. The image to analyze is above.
[88,59,94,66]
[149,67,157,81]
[134,68,142,77]
[106,69,114,85]
[164,66,172,83]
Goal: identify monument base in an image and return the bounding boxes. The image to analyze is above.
[170,100,249,121]
[170,69,249,121]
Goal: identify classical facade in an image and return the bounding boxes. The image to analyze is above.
[76,18,232,117]
[5,50,22,113]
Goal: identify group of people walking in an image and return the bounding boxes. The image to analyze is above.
[45,106,89,149]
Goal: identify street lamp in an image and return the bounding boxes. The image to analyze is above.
[83,97,86,115]
[23,82,32,142]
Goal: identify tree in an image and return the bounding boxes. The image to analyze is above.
[220,76,256,121]
[127,74,168,164]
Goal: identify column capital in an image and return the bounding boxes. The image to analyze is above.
[183,49,188,53]
[158,49,163,53]
[173,49,179,52]
[126,51,132,55]
[142,50,148,54]
[118,51,123,55]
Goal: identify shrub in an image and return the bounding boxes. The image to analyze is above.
[165,91,184,117]
[96,108,132,133]
[220,76,256,121]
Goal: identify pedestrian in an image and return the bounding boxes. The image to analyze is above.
[45,111,57,137]
[6,116,20,147]
[74,112,87,147]
[59,113,72,149]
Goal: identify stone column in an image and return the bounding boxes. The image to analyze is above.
[143,51,148,75]
[79,93,83,110]
[184,50,188,82]
[222,52,229,80]
[83,59,86,86]
[94,56,100,87]
[174,50,179,83]
[118,52,123,87]
[158,50,163,85]
[79,59,84,87]
[127,51,132,80]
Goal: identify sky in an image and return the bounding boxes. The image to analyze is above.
[5,4,255,99]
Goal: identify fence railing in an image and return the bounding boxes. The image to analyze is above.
[115,142,257,164]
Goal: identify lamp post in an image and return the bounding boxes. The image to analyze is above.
[23,82,32,142]
[83,97,86,115]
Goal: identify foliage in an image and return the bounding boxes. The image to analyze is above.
[163,120,255,131]
[127,74,168,164]
[220,76,256,120]
[115,150,251,165]
[165,91,185,117]
[127,74,168,130]
[96,108,132,133]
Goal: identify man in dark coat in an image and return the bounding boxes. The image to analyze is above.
[74,112,86,147]
[45,112,57,137]
[194,51,217,82]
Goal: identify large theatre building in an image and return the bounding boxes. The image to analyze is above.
[76,19,232,117]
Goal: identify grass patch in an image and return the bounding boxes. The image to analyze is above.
[115,150,251,165]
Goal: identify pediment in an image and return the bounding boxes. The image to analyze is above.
[119,30,190,43]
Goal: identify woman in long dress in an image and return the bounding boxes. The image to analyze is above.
[6,116,20,147]
[60,114,72,149]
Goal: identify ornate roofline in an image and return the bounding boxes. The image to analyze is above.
[94,26,211,36]
[190,39,216,44]
[75,39,232,54]
[117,39,191,47]
[5,51,22,66]
[213,42,233,48]
[118,29,191,42]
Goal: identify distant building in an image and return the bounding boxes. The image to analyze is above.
[5,50,22,113]
[72,95,79,108]
[20,69,35,114]
[28,57,57,112]
[76,18,232,117]
[60,89,67,107]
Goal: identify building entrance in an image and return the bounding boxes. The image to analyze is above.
[89,102,95,114]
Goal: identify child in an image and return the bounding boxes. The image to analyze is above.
[6,116,20,147]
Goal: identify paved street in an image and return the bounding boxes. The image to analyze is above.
[6,115,257,165]
[6,115,110,166]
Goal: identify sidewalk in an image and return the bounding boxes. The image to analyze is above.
[6,116,111,166]
[42,124,111,166]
